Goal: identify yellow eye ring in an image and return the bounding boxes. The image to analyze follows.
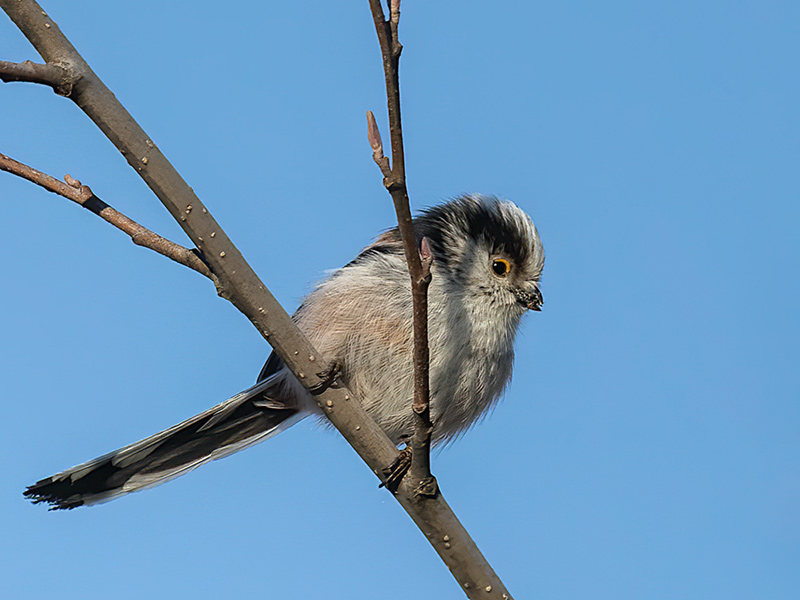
[491,258,511,277]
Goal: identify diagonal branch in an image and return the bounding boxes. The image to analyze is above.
[0,151,217,283]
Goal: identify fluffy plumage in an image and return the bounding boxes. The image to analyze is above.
[24,195,545,509]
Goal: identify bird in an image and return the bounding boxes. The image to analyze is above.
[24,195,545,509]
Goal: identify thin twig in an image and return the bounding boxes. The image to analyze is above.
[0,152,216,283]
[367,2,514,597]
[367,0,434,490]
[0,59,76,95]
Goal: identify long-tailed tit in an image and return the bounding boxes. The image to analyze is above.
[25,195,545,509]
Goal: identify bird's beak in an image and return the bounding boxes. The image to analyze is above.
[515,286,543,311]
[527,288,543,311]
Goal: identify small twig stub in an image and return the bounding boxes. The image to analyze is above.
[0,59,76,95]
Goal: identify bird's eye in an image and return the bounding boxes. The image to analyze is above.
[491,258,511,277]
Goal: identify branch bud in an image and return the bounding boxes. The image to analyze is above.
[419,236,433,280]
[366,110,383,153]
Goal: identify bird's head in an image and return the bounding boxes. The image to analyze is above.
[416,195,545,316]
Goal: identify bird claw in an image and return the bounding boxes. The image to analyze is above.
[379,447,412,493]
[308,362,342,396]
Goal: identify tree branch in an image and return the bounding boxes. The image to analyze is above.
[2,0,514,597]
[0,58,76,95]
[367,0,434,495]
[365,3,512,596]
[0,151,217,283]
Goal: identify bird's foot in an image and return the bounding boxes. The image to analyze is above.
[308,361,342,396]
[414,475,439,498]
[379,447,412,493]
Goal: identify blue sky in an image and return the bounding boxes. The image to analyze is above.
[1,1,798,598]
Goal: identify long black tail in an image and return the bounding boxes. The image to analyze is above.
[24,377,303,510]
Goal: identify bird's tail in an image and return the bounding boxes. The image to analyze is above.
[24,375,305,510]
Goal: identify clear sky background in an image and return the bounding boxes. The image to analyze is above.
[1,1,797,598]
